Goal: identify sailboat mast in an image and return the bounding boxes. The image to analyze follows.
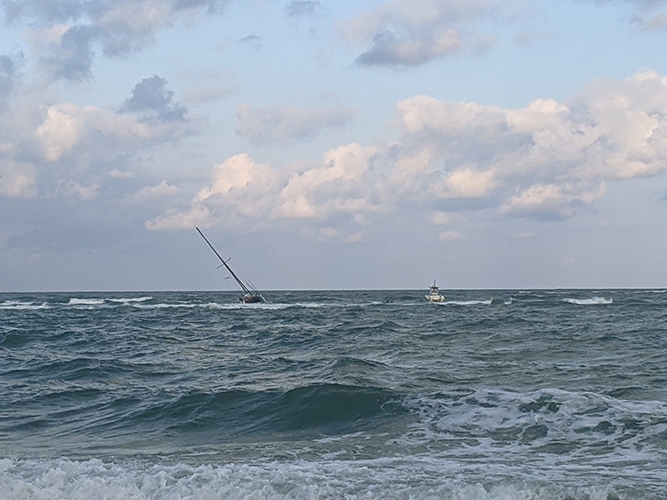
[195,227,252,295]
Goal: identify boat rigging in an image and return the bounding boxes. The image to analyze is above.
[196,227,265,303]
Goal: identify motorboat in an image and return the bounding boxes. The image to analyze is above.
[425,280,445,302]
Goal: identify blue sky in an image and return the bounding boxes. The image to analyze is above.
[2,0,667,292]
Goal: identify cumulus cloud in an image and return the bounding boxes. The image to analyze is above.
[120,75,187,122]
[0,83,193,202]
[151,68,667,234]
[236,104,355,145]
[339,0,499,67]
[3,0,231,80]
[390,69,667,217]
[146,144,380,231]
[37,100,189,163]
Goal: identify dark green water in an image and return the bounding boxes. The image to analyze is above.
[1,289,666,498]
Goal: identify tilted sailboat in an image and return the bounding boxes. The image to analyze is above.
[196,227,266,303]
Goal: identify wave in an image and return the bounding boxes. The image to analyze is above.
[441,299,494,306]
[0,301,49,310]
[67,298,106,306]
[563,297,613,305]
[0,456,632,500]
[400,387,667,462]
[124,384,403,438]
[106,297,153,304]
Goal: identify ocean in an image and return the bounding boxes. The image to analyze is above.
[1,289,666,499]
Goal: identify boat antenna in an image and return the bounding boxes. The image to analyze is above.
[196,226,252,295]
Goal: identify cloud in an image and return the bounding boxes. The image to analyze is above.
[438,230,461,242]
[120,75,187,122]
[278,143,380,219]
[147,144,380,231]
[56,179,100,200]
[4,0,231,80]
[286,1,320,17]
[0,55,17,109]
[131,179,179,202]
[150,69,667,236]
[236,104,356,145]
[390,69,667,217]
[339,0,499,67]
[0,87,193,203]
[94,1,174,57]
[607,0,667,30]
[238,34,261,48]
[356,29,463,66]
[37,24,98,81]
[36,101,187,162]
[499,182,606,219]
[0,159,36,198]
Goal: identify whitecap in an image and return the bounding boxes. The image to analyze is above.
[443,299,493,306]
[107,296,153,304]
[563,297,613,305]
[67,298,105,306]
[0,301,49,310]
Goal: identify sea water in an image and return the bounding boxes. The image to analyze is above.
[1,289,666,499]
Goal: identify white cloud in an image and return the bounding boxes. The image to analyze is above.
[435,167,497,198]
[150,144,380,235]
[499,182,606,219]
[132,179,179,202]
[151,69,667,236]
[391,69,667,217]
[0,159,36,198]
[278,143,379,218]
[236,104,355,145]
[0,78,192,202]
[429,211,454,225]
[438,230,461,242]
[195,153,275,201]
[145,205,212,231]
[35,98,191,165]
[37,103,86,161]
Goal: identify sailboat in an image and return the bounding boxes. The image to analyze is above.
[196,227,266,303]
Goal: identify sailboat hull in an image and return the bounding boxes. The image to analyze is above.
[241,294,265,304]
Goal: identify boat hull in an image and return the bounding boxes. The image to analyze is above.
[241,294,265,304]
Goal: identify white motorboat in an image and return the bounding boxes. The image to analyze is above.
[425,280,446,302]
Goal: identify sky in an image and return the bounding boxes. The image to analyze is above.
[2,0,667,292]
